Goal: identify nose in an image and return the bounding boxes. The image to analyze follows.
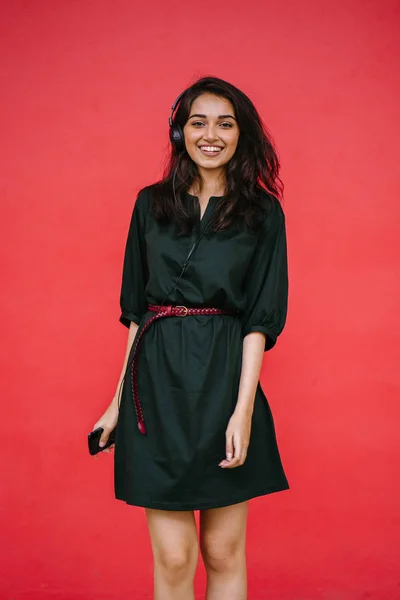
[202,123,218,142]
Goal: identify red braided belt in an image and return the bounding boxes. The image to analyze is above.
[130,304,240,435]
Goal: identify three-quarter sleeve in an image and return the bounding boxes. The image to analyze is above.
[119,190,149,328]
[241,199,289,351]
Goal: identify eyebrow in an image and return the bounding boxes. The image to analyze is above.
[188,113,237,121]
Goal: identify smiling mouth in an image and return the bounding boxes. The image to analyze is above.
[198,145,224,156]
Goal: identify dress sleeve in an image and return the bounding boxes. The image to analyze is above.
[119,189,149,328]
[241,199,289,351]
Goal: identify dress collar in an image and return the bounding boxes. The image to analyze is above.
[185,191,225,200]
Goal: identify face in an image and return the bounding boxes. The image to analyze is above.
[183,93,240,172]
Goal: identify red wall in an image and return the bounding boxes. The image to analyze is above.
[2,1,399,598]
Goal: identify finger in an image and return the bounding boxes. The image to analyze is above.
[232,431,242,460]
[220,453,242,468]
[225,432,234,462]
[220,459,240,468]
[219,455,235,468]
[226,433,242,468]
[99,430,110,448]
[220,433,240,468]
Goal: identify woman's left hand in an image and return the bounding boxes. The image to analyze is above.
[219,410,252,468]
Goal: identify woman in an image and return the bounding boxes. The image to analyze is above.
[93,75,289,600]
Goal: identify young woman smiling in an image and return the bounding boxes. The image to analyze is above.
[93,76,289,600]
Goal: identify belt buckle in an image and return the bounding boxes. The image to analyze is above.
[176,305,188,317]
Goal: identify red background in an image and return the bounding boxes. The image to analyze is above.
[1,1,399,598]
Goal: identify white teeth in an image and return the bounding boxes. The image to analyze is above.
[200,146,222,152]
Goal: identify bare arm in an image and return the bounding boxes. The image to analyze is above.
[93,321,139,449]
[234,331,265,416]
[111,321,140,407]
[219,331,266,468]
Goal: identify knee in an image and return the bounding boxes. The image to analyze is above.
[201,537,245,574]
[154,548,196,583]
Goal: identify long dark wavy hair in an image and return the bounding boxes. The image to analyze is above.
[149,76,284,235]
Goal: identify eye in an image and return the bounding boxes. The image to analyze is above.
[190,120,234,128]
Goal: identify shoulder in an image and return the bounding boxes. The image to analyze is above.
[256,189,286,234]
[134,183,157,208]
[131,183,159,219]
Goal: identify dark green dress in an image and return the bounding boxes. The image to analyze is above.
[114,184,289,510]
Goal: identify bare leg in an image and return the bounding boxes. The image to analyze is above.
[145,508,199,600]
[200,501,249,600]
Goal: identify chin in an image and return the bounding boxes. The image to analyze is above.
[191,155,228,168]
[198,162,225,170]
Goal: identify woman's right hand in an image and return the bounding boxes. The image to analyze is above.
[92,399,119,454]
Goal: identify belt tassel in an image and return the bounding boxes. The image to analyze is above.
[130,304,240,435]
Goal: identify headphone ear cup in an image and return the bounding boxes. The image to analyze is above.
[169,124,185,152]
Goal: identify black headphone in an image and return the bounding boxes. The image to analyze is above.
[169,89,187,152]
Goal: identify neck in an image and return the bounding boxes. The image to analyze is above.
[189,166,225,197]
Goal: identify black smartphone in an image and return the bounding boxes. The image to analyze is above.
[88,426,116,455]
